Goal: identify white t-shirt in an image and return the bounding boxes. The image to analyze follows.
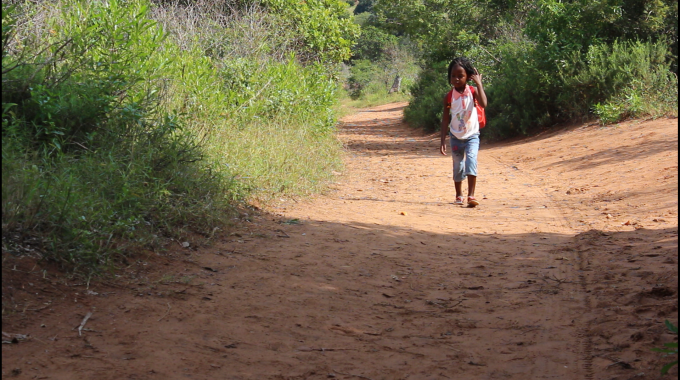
[448,85,479,140]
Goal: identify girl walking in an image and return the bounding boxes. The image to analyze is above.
[439,57,487,207]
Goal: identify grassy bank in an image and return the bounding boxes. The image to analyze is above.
[1,0,354,275]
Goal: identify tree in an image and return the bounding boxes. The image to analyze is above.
[262,0,360,63]
[354,0,374,14]
[372,0,482,63]
[351,25,397,61]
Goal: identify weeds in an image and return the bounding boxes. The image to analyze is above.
[2,0,352,275]
[652,320,678,375]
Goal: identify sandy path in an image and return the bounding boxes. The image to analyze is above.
[2,103,677,380]
[262,103,589,379]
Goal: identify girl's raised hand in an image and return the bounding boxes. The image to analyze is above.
[470,68,483,85]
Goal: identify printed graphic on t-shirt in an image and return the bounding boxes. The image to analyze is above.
[452,108,473,134]
[448,86,478,140]
[454,112,466,133]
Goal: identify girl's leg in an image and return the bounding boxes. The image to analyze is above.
[454,181,464,197]
[450,135,466,198]
[467,175,477,197]
[464,135,480,200]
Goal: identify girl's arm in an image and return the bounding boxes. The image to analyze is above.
[470,68,488,108]
[440,94,451,156]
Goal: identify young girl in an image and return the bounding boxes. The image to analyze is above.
[439,57,487,207]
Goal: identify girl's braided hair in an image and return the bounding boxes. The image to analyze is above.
[448,57,475,81]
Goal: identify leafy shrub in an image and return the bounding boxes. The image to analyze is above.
[560,39,678,124]
[345,25,419,103]
[652,320,678,375]
[2,0,350,275]
[478,38,677,137]
[352,25,397,62]
[403,61,450,131]
[2,0,230,273]
[152,1,345,198]
[382,0,678,137]
[354,0,374,15]
[481,40,559,138]
[261,0,360,63]
[347,59,382,99]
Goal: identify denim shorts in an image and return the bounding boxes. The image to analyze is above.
[450,133,480,182]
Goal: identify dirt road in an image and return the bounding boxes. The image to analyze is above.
[2,103,678,380]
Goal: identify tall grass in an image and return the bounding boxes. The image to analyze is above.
[150,0,343,200]
[2,0,344,274]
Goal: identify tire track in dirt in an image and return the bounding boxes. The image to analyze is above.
[486,154,596,379]
[484,117,678,380]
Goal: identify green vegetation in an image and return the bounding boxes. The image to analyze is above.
[341,5,420,107]
[262,0,360,63]
[2,0,357,274]
[652,320,678,375]
[365,0,678,137]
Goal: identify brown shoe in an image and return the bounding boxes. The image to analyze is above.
[467,196,479,207]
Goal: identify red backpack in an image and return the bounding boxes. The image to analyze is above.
[447,86,486,129]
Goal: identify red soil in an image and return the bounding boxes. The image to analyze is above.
[2,103,677,380]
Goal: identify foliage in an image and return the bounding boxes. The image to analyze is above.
[370,0,678,136]
[261,0,360,63]
[352,25,397,62]
[347,59,382,99]
[2,0,348,275]
[344,18,420,103]
[2,0,227,273]
[354,0,374,14]
[3,0,168,154]
[477,40,552,137]
[559,40,674,114]
[372,0,482,63]
[652,320,678,375]
[562,39,678,125]
[403,61,450,131]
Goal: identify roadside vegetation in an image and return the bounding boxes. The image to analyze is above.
[2,0,358,274]
[653,320,678,375]
[361,0,678,138]
[337,0,420,115]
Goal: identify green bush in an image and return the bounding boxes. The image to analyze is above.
[354,0,374,15]
[352,25,397,62]
[152,1,345,199]
[403,61,450,131]
[347,59,382,99]
[2,0,349,275]
[480,40,561,138]
[377,0,678,137]
[261,0,360,63]
[345,24,420,104]
[476,38,677,137]
[2,0,232,273]
[560,39,678,124]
